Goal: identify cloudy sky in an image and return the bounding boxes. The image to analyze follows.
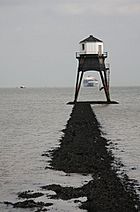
[0,0,140,87]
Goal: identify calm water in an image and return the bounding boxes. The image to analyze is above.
[0,87,140,211]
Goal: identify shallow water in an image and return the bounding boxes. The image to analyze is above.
[93,87,140,183]
[0,87,139,211]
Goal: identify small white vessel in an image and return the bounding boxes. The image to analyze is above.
[83,76,98,87]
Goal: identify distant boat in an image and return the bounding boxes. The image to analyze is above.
[20,86,26,88]
[83,76,98,87]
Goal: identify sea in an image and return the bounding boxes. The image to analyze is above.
[0,87,140,212]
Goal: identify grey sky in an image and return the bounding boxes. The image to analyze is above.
[0,0,140,87]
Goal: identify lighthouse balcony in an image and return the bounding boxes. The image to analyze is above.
[103,52,108,58]
[76,51,108,58]
[105,63,110,70]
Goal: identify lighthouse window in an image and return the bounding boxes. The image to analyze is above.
[82,44,85,50]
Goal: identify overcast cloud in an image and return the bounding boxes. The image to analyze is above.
[0,0,140,87]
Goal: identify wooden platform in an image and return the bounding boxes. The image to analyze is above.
[67,101,119,105]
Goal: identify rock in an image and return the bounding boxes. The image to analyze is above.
[4,200,53,209]
[18,191,44,199]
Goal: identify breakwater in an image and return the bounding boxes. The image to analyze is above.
[46,103,140,211]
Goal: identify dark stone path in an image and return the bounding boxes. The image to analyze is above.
[46,103,140,212]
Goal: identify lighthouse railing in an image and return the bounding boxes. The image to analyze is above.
[76,51,108,58]
[76,52,86,58]
[103,52,108,58]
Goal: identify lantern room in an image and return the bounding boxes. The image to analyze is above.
[79,35,103,55]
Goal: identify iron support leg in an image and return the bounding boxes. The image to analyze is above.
[103,70,110,100]
[74,70,80,102]
[74,71,84,102]
[99,71,110,102]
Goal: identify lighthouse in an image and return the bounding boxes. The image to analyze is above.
[72,35,116,104]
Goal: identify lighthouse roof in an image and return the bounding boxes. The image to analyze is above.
[80,35,103,43]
